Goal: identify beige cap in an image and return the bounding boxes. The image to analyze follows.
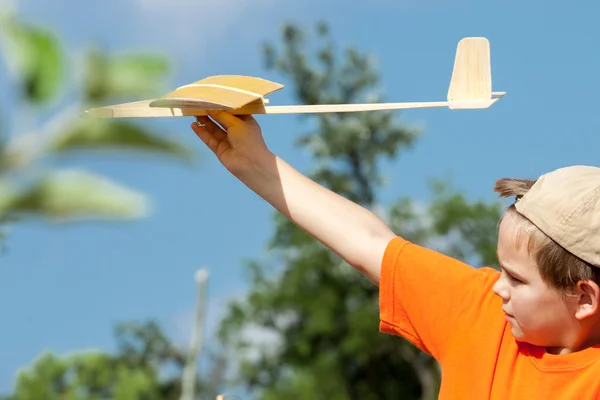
[515,165,600,267]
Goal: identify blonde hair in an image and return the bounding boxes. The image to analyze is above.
[494,178,600,293]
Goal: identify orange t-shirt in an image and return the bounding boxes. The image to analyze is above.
[379,237,600,399]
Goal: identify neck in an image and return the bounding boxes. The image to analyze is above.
[546,346,576,355]
[546,324,600,355]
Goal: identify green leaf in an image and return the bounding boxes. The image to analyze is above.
[0,12,63,104]
[11,351,76,400]
[84,49,171,103]
[49,118,194,162]
[7,170,150,221]
[0,179,17,215]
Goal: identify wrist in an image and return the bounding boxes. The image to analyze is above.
[233,150,278,184]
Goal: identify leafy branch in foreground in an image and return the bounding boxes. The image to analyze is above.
[0,8,194,241]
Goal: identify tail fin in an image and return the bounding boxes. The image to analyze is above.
[447,37,492,109]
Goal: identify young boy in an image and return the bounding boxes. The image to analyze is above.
[191,111,600,399]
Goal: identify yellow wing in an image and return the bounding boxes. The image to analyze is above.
[149,75,284,109]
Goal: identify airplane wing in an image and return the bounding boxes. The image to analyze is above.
[148,75,284,109]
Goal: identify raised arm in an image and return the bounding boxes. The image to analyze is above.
[191,111,395,284]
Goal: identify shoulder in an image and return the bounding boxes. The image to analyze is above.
[379,236,502,358]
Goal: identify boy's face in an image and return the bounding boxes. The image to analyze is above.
[493,212,579,349]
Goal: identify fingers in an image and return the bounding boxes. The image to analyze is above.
[196,116,226,141]
[207,110,244,131]
[191,122,222,155]
[239,114,259,126]
[192,111,261,155]
[239,114,256,122]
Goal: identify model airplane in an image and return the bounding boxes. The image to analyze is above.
[83,37,506,119]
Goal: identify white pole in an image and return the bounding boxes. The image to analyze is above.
[180,268,209,400]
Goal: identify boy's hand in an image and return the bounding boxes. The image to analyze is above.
[191,111,272,177]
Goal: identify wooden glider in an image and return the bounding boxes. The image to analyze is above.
[83,37,506,119]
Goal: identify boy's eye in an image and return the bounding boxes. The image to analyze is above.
[499,264,524,285]
[508,274,523,284]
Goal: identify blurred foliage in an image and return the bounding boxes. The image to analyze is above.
[0,8,63,104]
[1,321,227,400]
[84,50,170,103]
[217,22,503,400]
[0,8,193,240]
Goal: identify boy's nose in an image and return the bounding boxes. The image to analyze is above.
[492,277,510,301]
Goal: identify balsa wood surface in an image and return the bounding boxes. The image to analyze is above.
[150,75,283,109]
[186,75,283,95]
[83,93,506,118]
[447,37,492,102]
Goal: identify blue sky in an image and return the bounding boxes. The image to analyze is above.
[1,0,600,392]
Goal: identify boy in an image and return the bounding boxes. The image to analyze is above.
[191,111,600,399]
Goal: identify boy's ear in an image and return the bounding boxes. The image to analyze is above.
[574,280,600,320]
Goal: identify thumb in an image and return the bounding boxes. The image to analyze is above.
[208,111,260,148]
[207,110,243,131]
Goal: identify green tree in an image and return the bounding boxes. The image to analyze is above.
[216,22,503,400]
[1,321,227,400]
[0,8,193,242]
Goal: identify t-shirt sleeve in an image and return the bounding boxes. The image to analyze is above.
[379,236,500,361]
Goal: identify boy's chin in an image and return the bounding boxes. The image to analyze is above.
[508,324,531,344]
[507,321,522,336]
